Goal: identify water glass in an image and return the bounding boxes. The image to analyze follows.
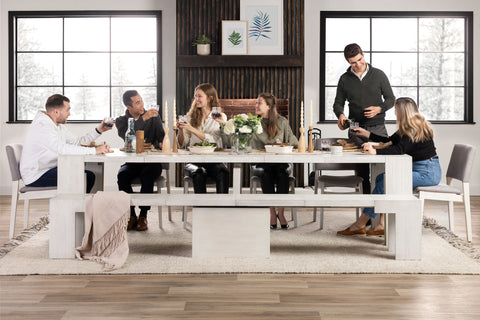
[103,117,114,128]
[350,121,359,132]
[320,139,332,152]
[149,105,160,112]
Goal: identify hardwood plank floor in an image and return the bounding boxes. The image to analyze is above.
[1,195,479,320]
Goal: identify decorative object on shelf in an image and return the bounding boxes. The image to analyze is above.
[222,20,248,55]
[297,101,306,153]
[224,113,262,153]
[192,34,215,55]
[162,100,171,152]
[240,0,283,55]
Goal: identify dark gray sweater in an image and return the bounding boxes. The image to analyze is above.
[115,110,165,149]
[333,64,395,127]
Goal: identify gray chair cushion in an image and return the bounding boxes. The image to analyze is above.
[415,183,461,194]
[20,185,57,193]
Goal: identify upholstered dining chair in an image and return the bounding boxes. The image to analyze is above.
[415,144,476,242]
[131,163,171,229]
[182,173,218,229]
[250,164,298,227]
[6,144,57,239]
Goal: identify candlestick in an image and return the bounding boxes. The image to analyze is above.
[300,101,304,128]
[162,127,171,153]
[172,98,178,152]
[297,127,306,153]
[173,98,176,125]
[309,100,313,127]
[164,100,168,128]
[308,125,314,153]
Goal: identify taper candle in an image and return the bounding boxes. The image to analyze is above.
[300,101,304,128]
[164,100,168,127]
[309,100,313,127]
[173,98,176,125]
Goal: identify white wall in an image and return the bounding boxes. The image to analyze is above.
[305,0,480,194]
[0,0,176,194]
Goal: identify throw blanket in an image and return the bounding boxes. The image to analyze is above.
[76,191,130,271]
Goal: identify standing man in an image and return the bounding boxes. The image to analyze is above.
[333,43,395,193]
[20,94,111,193]
[115,90,165,231]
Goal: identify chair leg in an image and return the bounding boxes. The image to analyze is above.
[319,208,324,230]
[463,183,472,242]
[9,182,19,239]
[158,206,163,229]
[182,179,190,229]
[447,201,455,232]
[167,179,172,221]
[23,199,30,229]
[355,207,360,220]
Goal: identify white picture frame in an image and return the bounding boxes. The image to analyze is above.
[222,20,248,55]
[240,0,283,55]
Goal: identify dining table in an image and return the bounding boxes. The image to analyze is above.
[49,148,420,261]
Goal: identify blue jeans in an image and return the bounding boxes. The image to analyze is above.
[27,167,96,193]
[363,157,442,219]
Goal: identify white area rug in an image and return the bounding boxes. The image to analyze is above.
[0,208,479,275]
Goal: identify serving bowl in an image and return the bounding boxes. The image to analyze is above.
[188,145,216,154]
[265,145,293,153]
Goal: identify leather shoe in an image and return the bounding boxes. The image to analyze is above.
[366,228,384,236]
[136,216,148,231]
[127,216,137,230]
[337,226,366,236]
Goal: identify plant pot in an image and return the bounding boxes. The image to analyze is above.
[197,44,211,55]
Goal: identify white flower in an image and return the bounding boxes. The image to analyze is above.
[239,126,252,133]
[224,119,236,134]
[256,125,263,134]
[239,114,248,120]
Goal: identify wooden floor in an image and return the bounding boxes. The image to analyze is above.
[1,195,479,320]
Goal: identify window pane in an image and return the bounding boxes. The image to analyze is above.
[17,87,62,120]
[372,18,417,51]
[64,53,110,85]
[17,53,62,85]
[419,87,464,121]
[64,18,109,51]
[325,18,370,51]
[325,87,338,121]
[111,17,157,51]
[111,87,157,118]
[325,53,348,85]
[419,53,464,86]
[372,53,417,86]
[17,18,62,51]
[420,18,464,52]
[390,87,418,120]
[64,87,110,120]
[112,53,157,85]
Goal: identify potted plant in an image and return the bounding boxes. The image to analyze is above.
[192,34,215,55]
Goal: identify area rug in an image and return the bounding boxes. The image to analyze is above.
[0,208,479,275]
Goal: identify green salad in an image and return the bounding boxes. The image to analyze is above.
[193,141,216,147]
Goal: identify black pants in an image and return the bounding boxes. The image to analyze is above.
[254,163,290,194]
[185,163,229,194]
[117,163,163,216]
[348,124,388,193]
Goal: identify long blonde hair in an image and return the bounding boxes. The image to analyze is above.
[258,92,279,139]
[395,97,433,143]
[187,83,220,128]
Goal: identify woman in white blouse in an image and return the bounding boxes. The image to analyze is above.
[177,83,229,193]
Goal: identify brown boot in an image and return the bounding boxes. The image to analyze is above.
[136,216,148,231]
[127,216,137,231]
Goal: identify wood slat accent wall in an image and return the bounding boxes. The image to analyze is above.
[176,0,304,187]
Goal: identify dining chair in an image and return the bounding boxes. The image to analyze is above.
[415,144,476,242]
[312,137,363,229]
[6,144,57,239]
[131,163,171,229]
[249,164,298,227]
[181,173,218,229]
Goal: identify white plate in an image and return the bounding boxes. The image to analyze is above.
[265,145,293,153]
[188,146,216,154]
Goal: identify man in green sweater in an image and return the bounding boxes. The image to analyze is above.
[333,43,395,193]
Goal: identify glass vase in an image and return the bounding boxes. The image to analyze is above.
[232,132,252,153]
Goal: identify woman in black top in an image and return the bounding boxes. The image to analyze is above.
[337,97,441,236]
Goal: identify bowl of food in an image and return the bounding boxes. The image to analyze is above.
[265,144,293,153]
[188,142,217,154]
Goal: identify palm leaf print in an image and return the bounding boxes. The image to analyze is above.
[248,11,272,41]
[228,30,242,46]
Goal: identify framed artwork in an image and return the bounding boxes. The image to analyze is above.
[222,20,248,55]
[240,0,283,55]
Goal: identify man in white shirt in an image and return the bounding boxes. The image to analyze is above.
[20,94,111,192]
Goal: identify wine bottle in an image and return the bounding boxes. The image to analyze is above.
[125,118,136,153]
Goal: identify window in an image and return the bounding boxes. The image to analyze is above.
[9,11,162,122]
[320,11,473,123]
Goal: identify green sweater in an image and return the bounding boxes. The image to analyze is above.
[333,64,395,127]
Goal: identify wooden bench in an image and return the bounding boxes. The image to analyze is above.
[219,98,289,119]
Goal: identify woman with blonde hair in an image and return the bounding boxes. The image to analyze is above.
[337,97,441,236]
[177,83,229,193]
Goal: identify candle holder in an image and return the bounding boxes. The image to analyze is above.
[162,127,171,153]
[297,127,306,153]
[308,125,314,153]
[172,125,178,152]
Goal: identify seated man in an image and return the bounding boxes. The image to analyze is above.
[20,94,111,193]
[115,90,165,231]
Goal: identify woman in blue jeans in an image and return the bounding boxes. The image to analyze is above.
[337,97,442,236]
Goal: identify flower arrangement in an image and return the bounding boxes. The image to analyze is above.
[224,113,263,152]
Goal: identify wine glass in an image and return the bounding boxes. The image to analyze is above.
[211,107,222,119]
[350,121,359,132]
[320,139,332,152]
[103,117,115,128]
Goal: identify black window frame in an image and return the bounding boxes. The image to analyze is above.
[319,11,474,124]
[8,10,163,123]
